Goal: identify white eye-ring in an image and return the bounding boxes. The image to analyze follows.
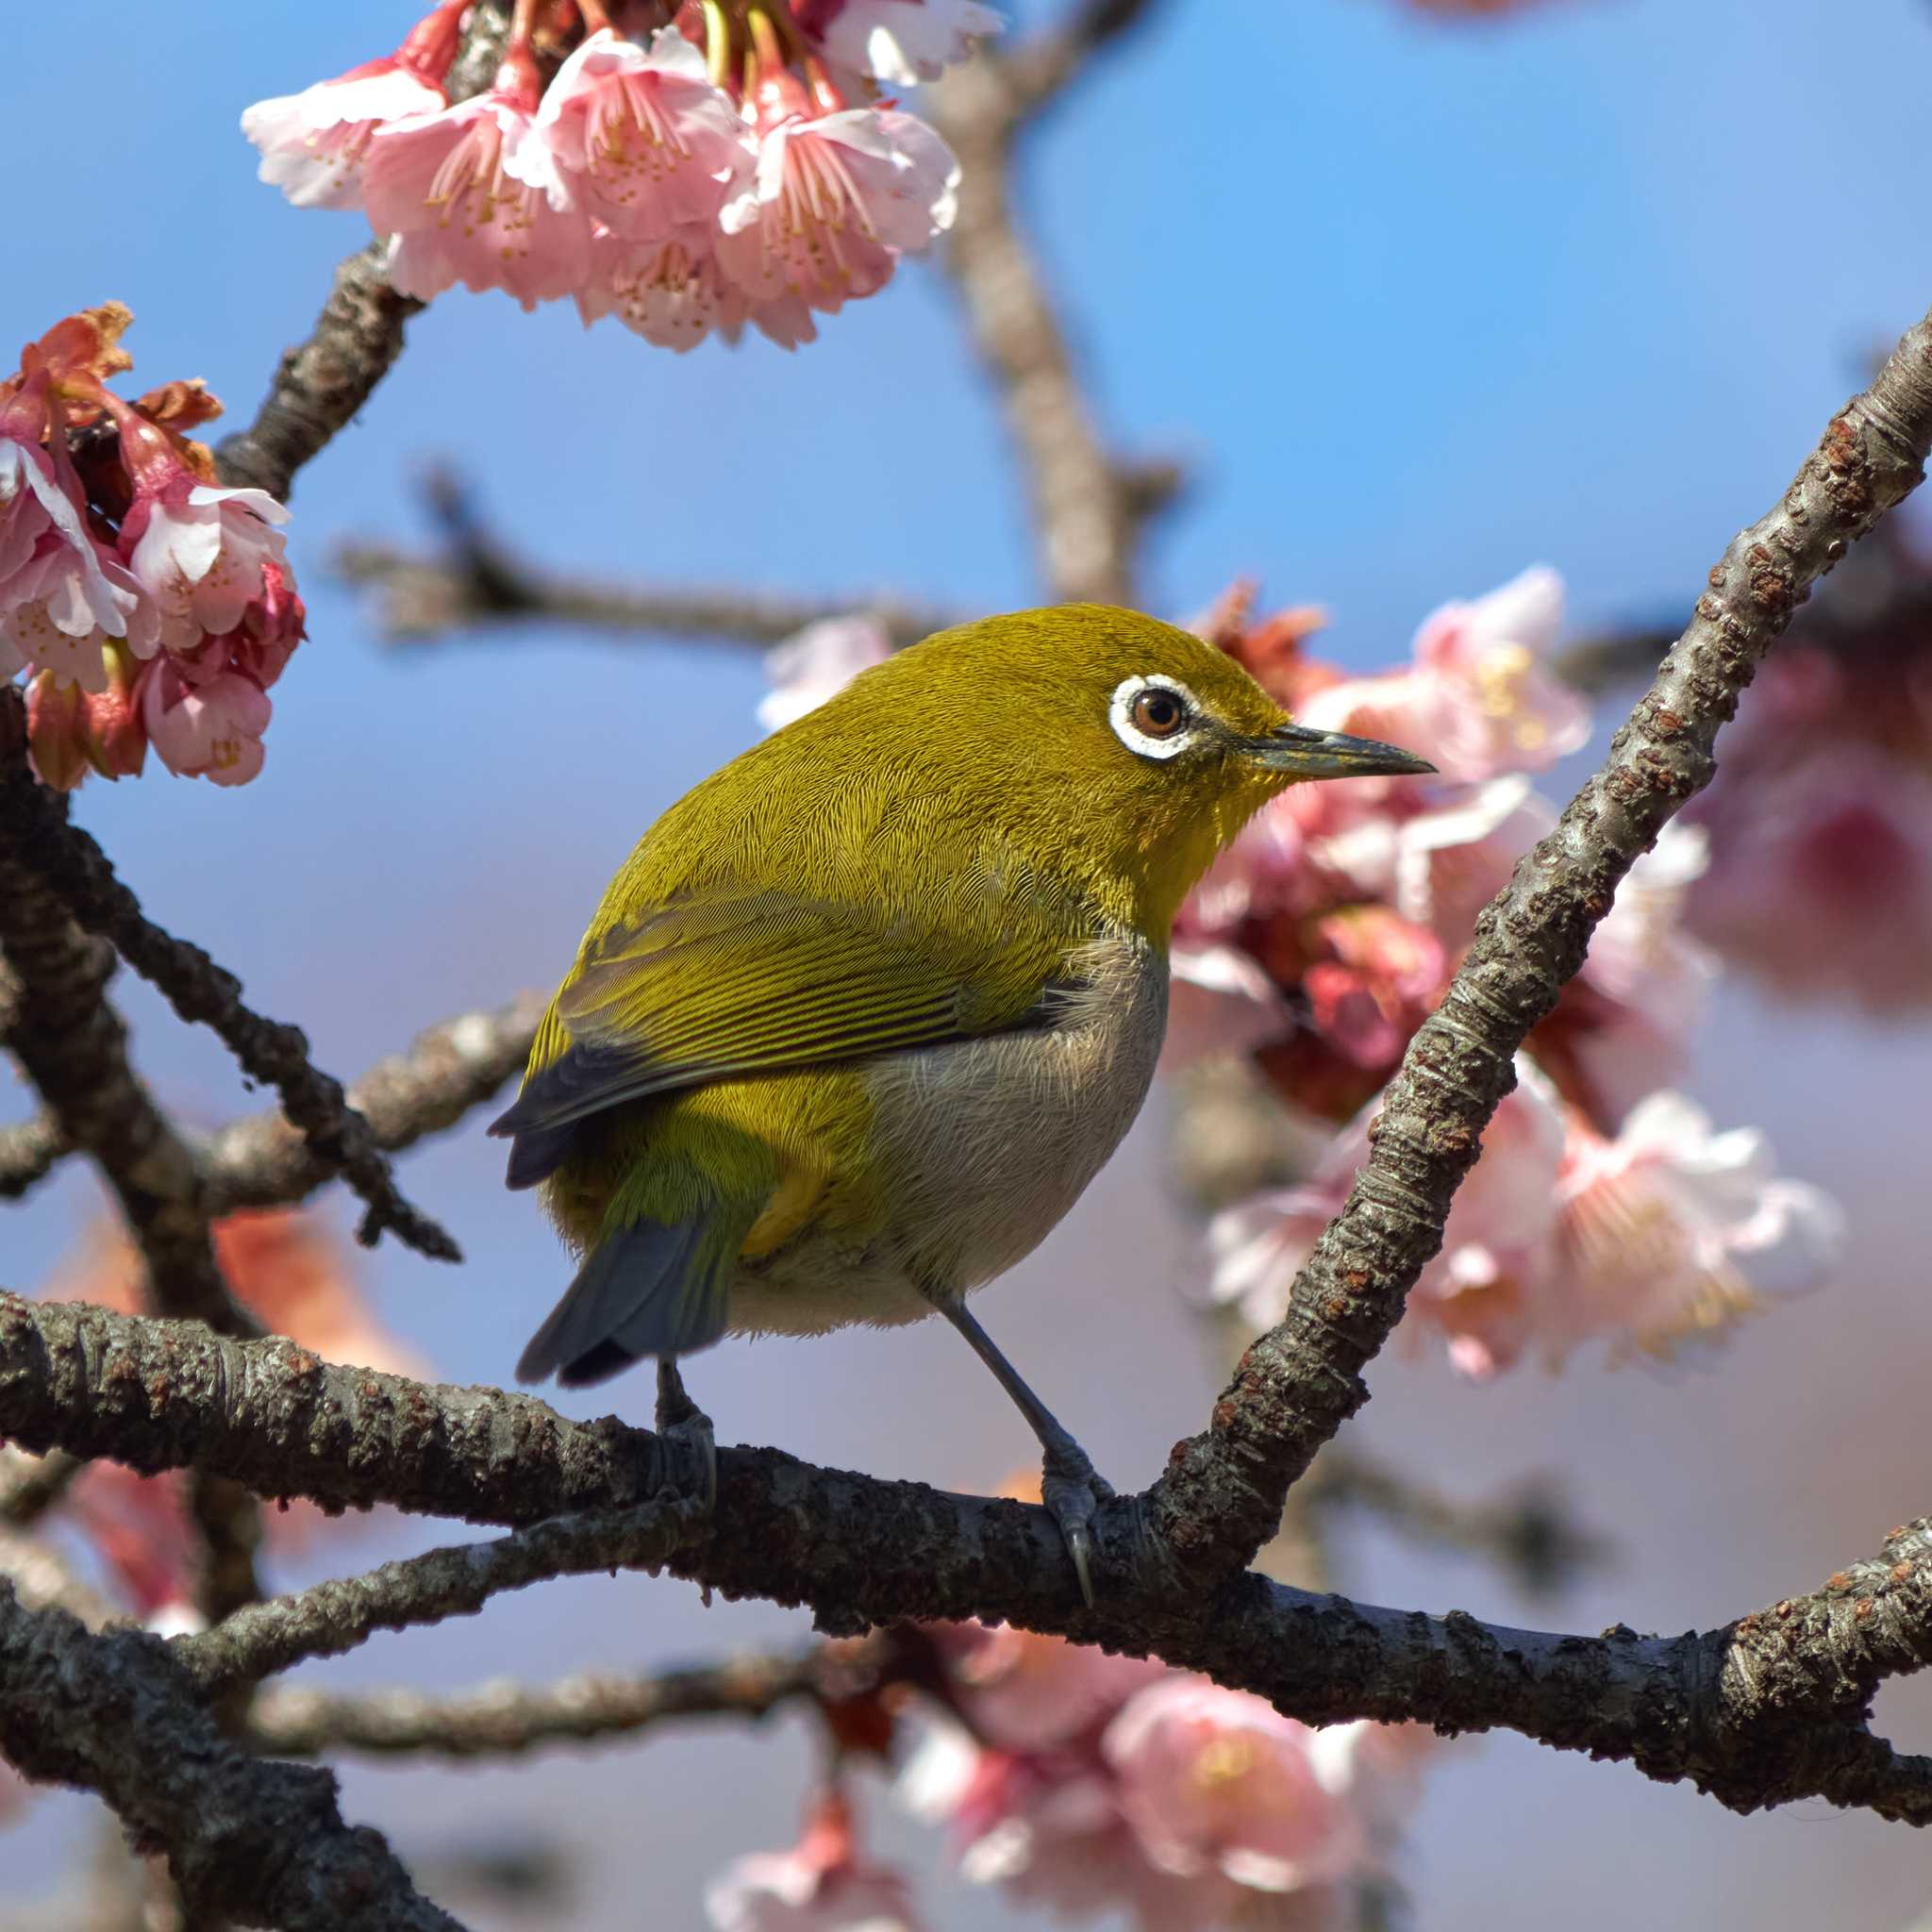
[1109,675,1201,760]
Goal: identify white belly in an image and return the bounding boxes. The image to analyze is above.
[724,932,1169,1338]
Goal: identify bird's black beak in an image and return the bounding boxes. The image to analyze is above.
[1242,721,1437,779]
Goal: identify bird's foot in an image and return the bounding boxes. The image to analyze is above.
[655,1360,718,1521]
[1040,1434,1114,1609]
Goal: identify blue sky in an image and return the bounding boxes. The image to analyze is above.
[9,2,1932,1926]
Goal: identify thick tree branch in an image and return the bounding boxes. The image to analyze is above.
[213,243,423,504]
[0,1583,463,1930]
[1006,0,1163,106]
[335,472,958,650]
[1145,305,1932,1591]
[0,745,457,1261]
[197,991,547,1218]
[2,1292,1929,1825]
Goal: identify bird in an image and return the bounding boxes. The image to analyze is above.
[491,604,1433,1600]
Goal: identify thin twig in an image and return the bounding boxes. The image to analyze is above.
[335,471,958,649]
[197,991,548,1217]
[174,1500,690,1696]
[0,746,458,1262]
[243,1652,821,1759]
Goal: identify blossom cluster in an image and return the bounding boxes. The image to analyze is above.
[759,572,1843,1379]
[243,0,991,351]
[0,306,303,790]
[704,1613,1429,1932]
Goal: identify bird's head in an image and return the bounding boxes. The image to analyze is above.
[816,604,1435,936]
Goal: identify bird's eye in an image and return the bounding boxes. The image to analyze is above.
[1129,689,1188,738]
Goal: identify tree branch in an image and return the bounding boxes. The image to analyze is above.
[926,7,1179,605]
[334,471,958,650]
[0,1583,464,1930]
[0,700,248,1341]
[174,1500,690,1696]
[0,1113,64,1205]
[1145,304,1932,1591]
[3,1291,1929,1825]
[196,991,547,1218]
[242,1653,821,1760]
[0,732,458,1261]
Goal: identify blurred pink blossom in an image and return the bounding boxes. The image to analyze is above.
[718,108,958,325]
[1297,566,1587,786]
[706,1792,924,1932]
[758,614,894,729]
[1550,1091,1843,1364]
[1210,1058,1840,1377]
[1685,740,1932,1011]
[366,46,591,310]
[1300,906,1446,1073]
[1165,944,1293,1070]
[241,2,465,210]
[1103,1680,1370,1896]
[796,0,1005,85]
[537,28,750,241]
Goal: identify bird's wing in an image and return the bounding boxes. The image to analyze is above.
[490,880,1072,1180]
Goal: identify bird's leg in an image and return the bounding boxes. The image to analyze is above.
[938,1300,1111,1607]
[655,1357,718,1515]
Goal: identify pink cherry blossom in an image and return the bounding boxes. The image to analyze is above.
[1210,1060,1568,1378]
[1,533,155,692]
[1550,1091,1842,1364]
[1102,1681,1370,1895]
[796,0,1005,85]
[758,614,894,729]
[537,28,750,241]
[1685,741,1932,1011]
[242,0,467,212]
[718,108,959,321]
[706,1792,924,1932]
[365,49,591,310]
[0,434,78,586]
[577,226,750,350]
[139,658,272,787]
[1297,566,1588,786]
[1302,905,1446,1073]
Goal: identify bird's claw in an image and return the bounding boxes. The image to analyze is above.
[655,1366,718,1520]
[1041,1442,1113,1608]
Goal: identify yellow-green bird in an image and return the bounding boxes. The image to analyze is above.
[492,605,1431,1598]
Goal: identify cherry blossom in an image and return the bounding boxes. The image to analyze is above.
[1296,565,1588,785]
[795,0,1005,86]
[242,2,467,211]
[1164,943,1294,1069]
[1,533,154,692]
[718,108,959,323]
[365,47,591,310]
[537,28,750,241]
[758,614,894,729]
[139,658,273,786]
[577,227,750,350]
[1102,1681,1371,1896]
[706,1792,924,1932]
[1550,1091,1843,1364]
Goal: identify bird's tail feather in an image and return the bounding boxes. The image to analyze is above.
[516,1213,732,1389]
